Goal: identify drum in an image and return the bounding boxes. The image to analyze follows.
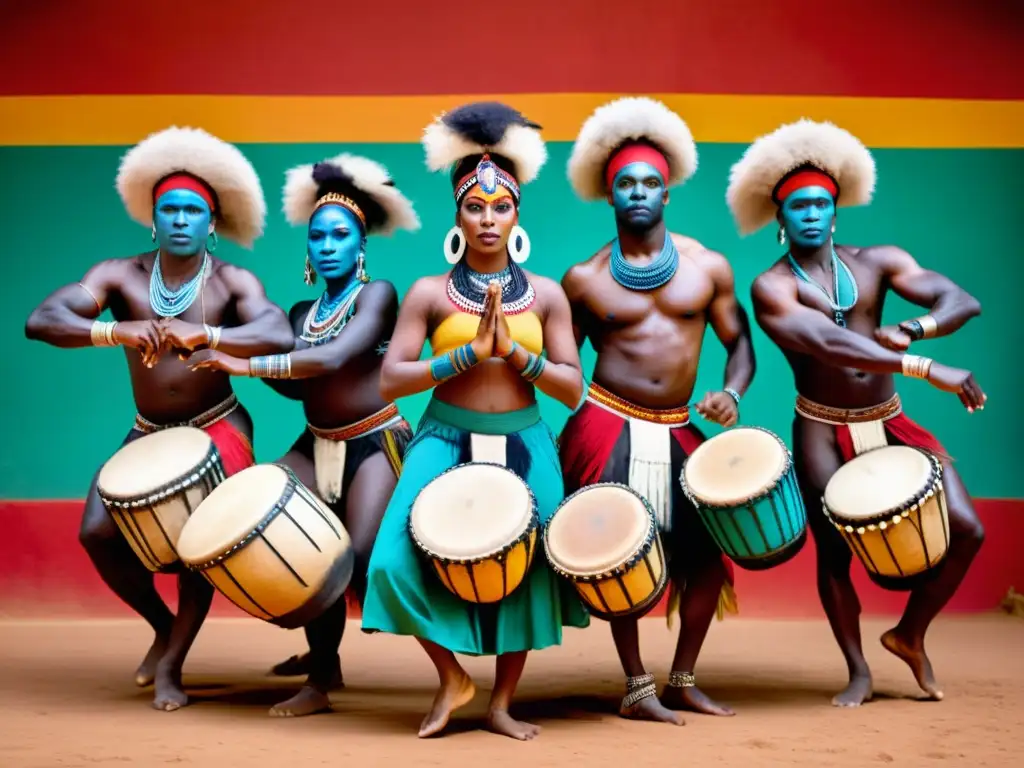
[409,462,539,604]
[97,426,224,573]
[822,445,949,582]
[544,483,668,620]
[176,463,354,628]
[680,426,807,570]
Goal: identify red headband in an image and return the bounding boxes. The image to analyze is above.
[773,169,838,204]
[153,173,217,212]
[605,143,670,191]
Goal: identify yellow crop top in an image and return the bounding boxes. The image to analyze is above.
[430,311,544,357]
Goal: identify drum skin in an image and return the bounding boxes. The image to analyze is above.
[680,426,807,571]
[409,462,539,604]
[177,463,354,629]
[97,427,225,573]
[544,483,668,620]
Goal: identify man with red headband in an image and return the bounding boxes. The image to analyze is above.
[560,97,755,723]
[25,126,294,711]
[730,118,986,707]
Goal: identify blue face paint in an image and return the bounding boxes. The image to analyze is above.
[153,189,212,258]
[307,204,364,287]
[779,186,836,249]
[610,161,666,230]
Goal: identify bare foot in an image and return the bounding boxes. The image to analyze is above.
[662,685,734,716]
[269,686,332,717]
[268,653,344,690]
[134,634,168,687]
[418,668,475,738]
[881,629,943,700]
[620,695,686,725]
[831,674,873,707]
[152,670,188,712]
[487,709,541,741]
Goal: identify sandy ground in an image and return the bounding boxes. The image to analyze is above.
[0,616,1020,767]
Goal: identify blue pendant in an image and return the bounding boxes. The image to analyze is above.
[476,157,498,195]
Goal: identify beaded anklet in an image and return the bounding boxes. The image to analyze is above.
[621,673,658,711]
[667,671,695,689]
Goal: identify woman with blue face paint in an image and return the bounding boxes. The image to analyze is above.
[560,97,754,723]
[189,153,420,717]
[730,119,987,708]
[360,102,590,741]
[24,126,294,711]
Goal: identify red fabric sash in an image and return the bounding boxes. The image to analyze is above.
[204,418,255,477]
[835,412,950,464]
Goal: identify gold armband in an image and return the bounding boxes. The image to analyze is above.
[204,324,222,349]
[917,315,938,339]
[901,354,933,379]
[91,320,119,347]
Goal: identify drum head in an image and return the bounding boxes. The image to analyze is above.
[177,464,290,563]
[546,484,650,576]
[683,427,787,506]
[98,426,213,499]
[411,463,532,560]
[824,446,933,521]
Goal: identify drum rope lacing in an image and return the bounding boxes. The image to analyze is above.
[98,444,223,507]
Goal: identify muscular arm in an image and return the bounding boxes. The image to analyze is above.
[379,279,444,401]
[505,278,584,409]
[705,252,756,396]
[281,282,397,380]
[24,261,117,347]
[877,245,982,339]
[560,265,590,350]
[751,272,906,373]
[217,266,295,356]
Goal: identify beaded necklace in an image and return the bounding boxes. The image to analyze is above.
[609,231,679,291]
[301,281,364,345]
[149,250,209,317]
[447,258,535,315]
[787,247,858,327]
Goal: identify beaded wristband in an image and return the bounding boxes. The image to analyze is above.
[901,353,933,379]
[90,320,119,347]
[250,353,292,379]
[430,343,478,383]
[724,387,741,405]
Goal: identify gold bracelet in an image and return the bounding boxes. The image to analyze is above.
[204,324,222,349]
[90,320,119,347]
[917,315,938,339]
[901,354,933,379]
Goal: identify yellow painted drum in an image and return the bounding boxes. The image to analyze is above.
[409,462,539,604]
[177,463,354,628]
[544,483,668,620]
[823,445,950,583]
[97,426,224,573]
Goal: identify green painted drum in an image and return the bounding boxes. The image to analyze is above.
[679,426,807,570]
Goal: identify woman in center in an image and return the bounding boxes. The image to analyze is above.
[362,102,590,741]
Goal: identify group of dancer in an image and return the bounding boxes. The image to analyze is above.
[25,97,986,740]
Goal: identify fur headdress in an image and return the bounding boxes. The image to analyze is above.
[567,97,698,201]
[726,119,877,235]
[282,153,420,236]
[115,126,266,248]
[422,101,547,205]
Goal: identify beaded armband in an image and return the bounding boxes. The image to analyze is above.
[430,343,478,383]
[91,320,119,347]
[250,354,292,379]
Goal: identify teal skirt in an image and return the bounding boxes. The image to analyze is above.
[361,398,590,656]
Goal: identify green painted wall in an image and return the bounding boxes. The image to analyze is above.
[2,144,1020,498]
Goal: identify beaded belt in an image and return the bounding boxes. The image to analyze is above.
[134,394,239,434]
[587,382,690,426]
[308,403,403,442]
[795,393,902,425]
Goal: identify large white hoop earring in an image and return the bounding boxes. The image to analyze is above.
[443,226,466,265]
[508,224,530,264]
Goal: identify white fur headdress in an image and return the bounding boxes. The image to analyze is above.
[726,119,877,236]
[422,101,547,186]
[282,153,420,236]
[115,127,266,248]
[567,97,698,201]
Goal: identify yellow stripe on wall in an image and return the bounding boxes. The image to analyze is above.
[1,93,1022,148]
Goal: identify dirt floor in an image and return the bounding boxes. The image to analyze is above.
[0,615,1020,767]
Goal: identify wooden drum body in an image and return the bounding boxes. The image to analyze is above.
[97,426,225,573]
[680,427,807,570]
[409,462,539,604]
[823,445,949,583]
[177,463,354,628]
[544,483,668,620]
